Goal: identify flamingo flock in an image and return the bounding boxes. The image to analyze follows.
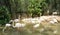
[3,16,60,32]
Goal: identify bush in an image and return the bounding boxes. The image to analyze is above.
[0,6,11,25]
[28,0,47,17]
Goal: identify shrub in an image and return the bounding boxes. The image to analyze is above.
[0,6,11,25]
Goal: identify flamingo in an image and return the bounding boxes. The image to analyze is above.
[13,23,26,28]
[14,19,20,23]
[33,24,40,28]
[2,23,11,32]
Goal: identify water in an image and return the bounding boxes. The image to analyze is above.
[0,28,32,35]
[0,23,60,35]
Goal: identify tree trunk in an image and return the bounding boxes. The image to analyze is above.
[10,0,17,19]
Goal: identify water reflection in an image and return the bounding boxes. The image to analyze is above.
[0,23,60,35]
[1,28,31,35]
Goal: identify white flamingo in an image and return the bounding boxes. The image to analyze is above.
[3,22,26,32]
[49,18,58,24]
[13,23,26,28]
[2,23,11,32]
[14,19,20,23]
[52,18,58,23]
[2,19,20,32]
[33,24,40,28]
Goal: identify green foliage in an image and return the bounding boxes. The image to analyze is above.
[0,6,11,25]
[28,0,47,17]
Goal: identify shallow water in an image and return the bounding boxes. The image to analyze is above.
[0,23,60,35]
